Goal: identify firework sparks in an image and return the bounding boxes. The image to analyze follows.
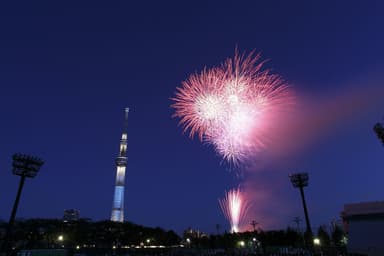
[219,188,251,233]
[172,50,292,164]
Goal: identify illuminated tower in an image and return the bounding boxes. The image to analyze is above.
[111,108,129,222]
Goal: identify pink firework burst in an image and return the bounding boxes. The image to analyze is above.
[219,188,251,233]
[172,50,293,164]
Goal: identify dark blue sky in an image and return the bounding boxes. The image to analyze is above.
[0,1,383,234]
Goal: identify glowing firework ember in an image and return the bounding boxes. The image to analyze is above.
[219,188,251,233]
[172,50,292,164]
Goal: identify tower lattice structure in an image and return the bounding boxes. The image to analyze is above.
[111,108,129,222]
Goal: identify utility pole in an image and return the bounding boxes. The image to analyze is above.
[250,220,258,232]
[293,216,302,233]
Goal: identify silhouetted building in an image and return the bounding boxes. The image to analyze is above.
[342,201,384,256]
[63,209,80,222]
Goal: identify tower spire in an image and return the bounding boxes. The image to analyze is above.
[111,108,130,222]
[124,107,129,132]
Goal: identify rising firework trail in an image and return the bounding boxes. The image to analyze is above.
[219,188,251,233]
[172,50,293,164]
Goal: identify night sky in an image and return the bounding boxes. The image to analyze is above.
[1,1,384,235]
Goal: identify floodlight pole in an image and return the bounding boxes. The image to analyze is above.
[298,184,311,236]
[1,154,44,255]
[289,172,313,246]
[8,175,26,232]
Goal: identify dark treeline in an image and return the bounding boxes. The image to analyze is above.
[0,219,346,255]
[184,227,346,255]
[0,218,180,250]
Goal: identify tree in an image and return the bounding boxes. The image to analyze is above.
[374,122,384,145]
[287,227,303,247]
[317,225,330,247]
[331,225,344,247]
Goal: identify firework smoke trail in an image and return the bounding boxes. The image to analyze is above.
[172,51,293,164]
[219,188,251,233]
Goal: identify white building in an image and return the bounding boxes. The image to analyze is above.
[342,201,384,256]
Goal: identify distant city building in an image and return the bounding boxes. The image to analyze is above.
[342,201,384,256]
[111,108,129,222]
[183,227,208,239]
[63,209,80,222]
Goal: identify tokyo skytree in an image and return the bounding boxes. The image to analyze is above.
[111,108,129,222]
